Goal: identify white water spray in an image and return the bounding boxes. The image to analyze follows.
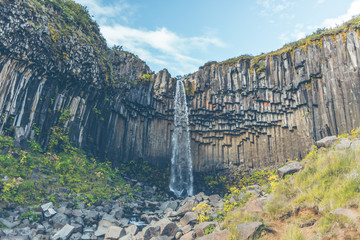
[169,80,193,197]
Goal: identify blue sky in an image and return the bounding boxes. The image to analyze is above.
[74,0,360,76]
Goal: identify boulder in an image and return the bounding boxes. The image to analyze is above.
[235,222,263,240]
[95,220,116,237]
[0,218,20,228]
[140,225,161,240]
[193,221,217,238]
[179,231,195,240]
[125,225,138,235]
[180,212,197,226]
[160,201,179,212]
[278,162,304,178]
[330,208,360,222]
[351,140,360,151]
[316,136,338,148]
[196,229,230,240]
[53,224,75,240]
[155,218,179,237]
[105,226,126,240]
[176,200,197,216]
[335,138,352,150]
[51,213,69,229]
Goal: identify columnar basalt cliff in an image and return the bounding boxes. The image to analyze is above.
[1,0,360,176]
[183,31,360,172]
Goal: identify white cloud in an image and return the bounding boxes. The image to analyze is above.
[256,0,295,16]
[101,25,225,76]
[278,24,306,44]
[74,0,134,24]
[322,0,360,28]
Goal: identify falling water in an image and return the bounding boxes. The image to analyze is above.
[169,80,193,198]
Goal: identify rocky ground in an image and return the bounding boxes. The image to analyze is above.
[0,177,270,240]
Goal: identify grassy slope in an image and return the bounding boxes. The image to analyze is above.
[218,129,360,239]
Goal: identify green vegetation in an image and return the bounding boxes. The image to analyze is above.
[282,225,305,240]
[118,159,170,191]
[0,108,135,206]
[218,15,360,74]
[0,134,134,206]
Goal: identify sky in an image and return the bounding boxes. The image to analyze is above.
[73,0,360,76]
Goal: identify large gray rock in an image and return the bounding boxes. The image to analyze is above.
[330,208,360,222]
[316,136,338,148]
[0,218,20,228]
[104,226,126,240]
[139,225,161,240]
[160,201,179,212]
[196,229,231,240]
[53,224,75,240]
[180,212,197,226]
[125,225,138,235]
[335,138,352,150]
[176,200,197,216]
[193,221,218,238]
[278,162,304,178]
[51,213,69,229]
[155,218,179,237]
[95,220,116,237]
[179,231,195,240]
[235,222,263,240]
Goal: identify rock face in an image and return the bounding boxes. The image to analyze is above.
[1,0,360,175]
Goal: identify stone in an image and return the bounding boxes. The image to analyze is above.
[51,213,69,229]
[335,138,352,150]
[70,232,82,240]
[44,208,57,218]
[53,224,75,240]
[125,225,138,235]
[175,231,182,239]
[41,202,54,212]
[193,221,217,238]
[176,200,197,216]
[330,208,360,222]
[0,218,20,228]
[159,201,178,212]
[1,236,30,240]
[235,222,263,240]
[278,162,304,178]
[141,225,161,240]
[104,226,126,240]
[316,136,338,148]
[113,208,124,220]
[84,210,99,225]
[196,229,231,240]
[156,218,179,237]
[95,220,115,237]
[181,224,192,234]
[180,212,197,226]
[351,140,360,151]
[72,209,83,218]
[179,231,195,240]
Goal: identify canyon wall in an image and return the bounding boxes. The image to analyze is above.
[1,0,360,174]
[184,31,360,171]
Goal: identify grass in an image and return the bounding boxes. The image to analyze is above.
[264,128,360,237]
[216,14,360,74]
[281,225,305,240]
[0,135,135,206]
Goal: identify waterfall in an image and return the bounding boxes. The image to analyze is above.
[169,80,194,197]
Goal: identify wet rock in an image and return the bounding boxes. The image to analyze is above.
[278,162,304,178]
[53,224,75,240]
[235,222,263,240]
